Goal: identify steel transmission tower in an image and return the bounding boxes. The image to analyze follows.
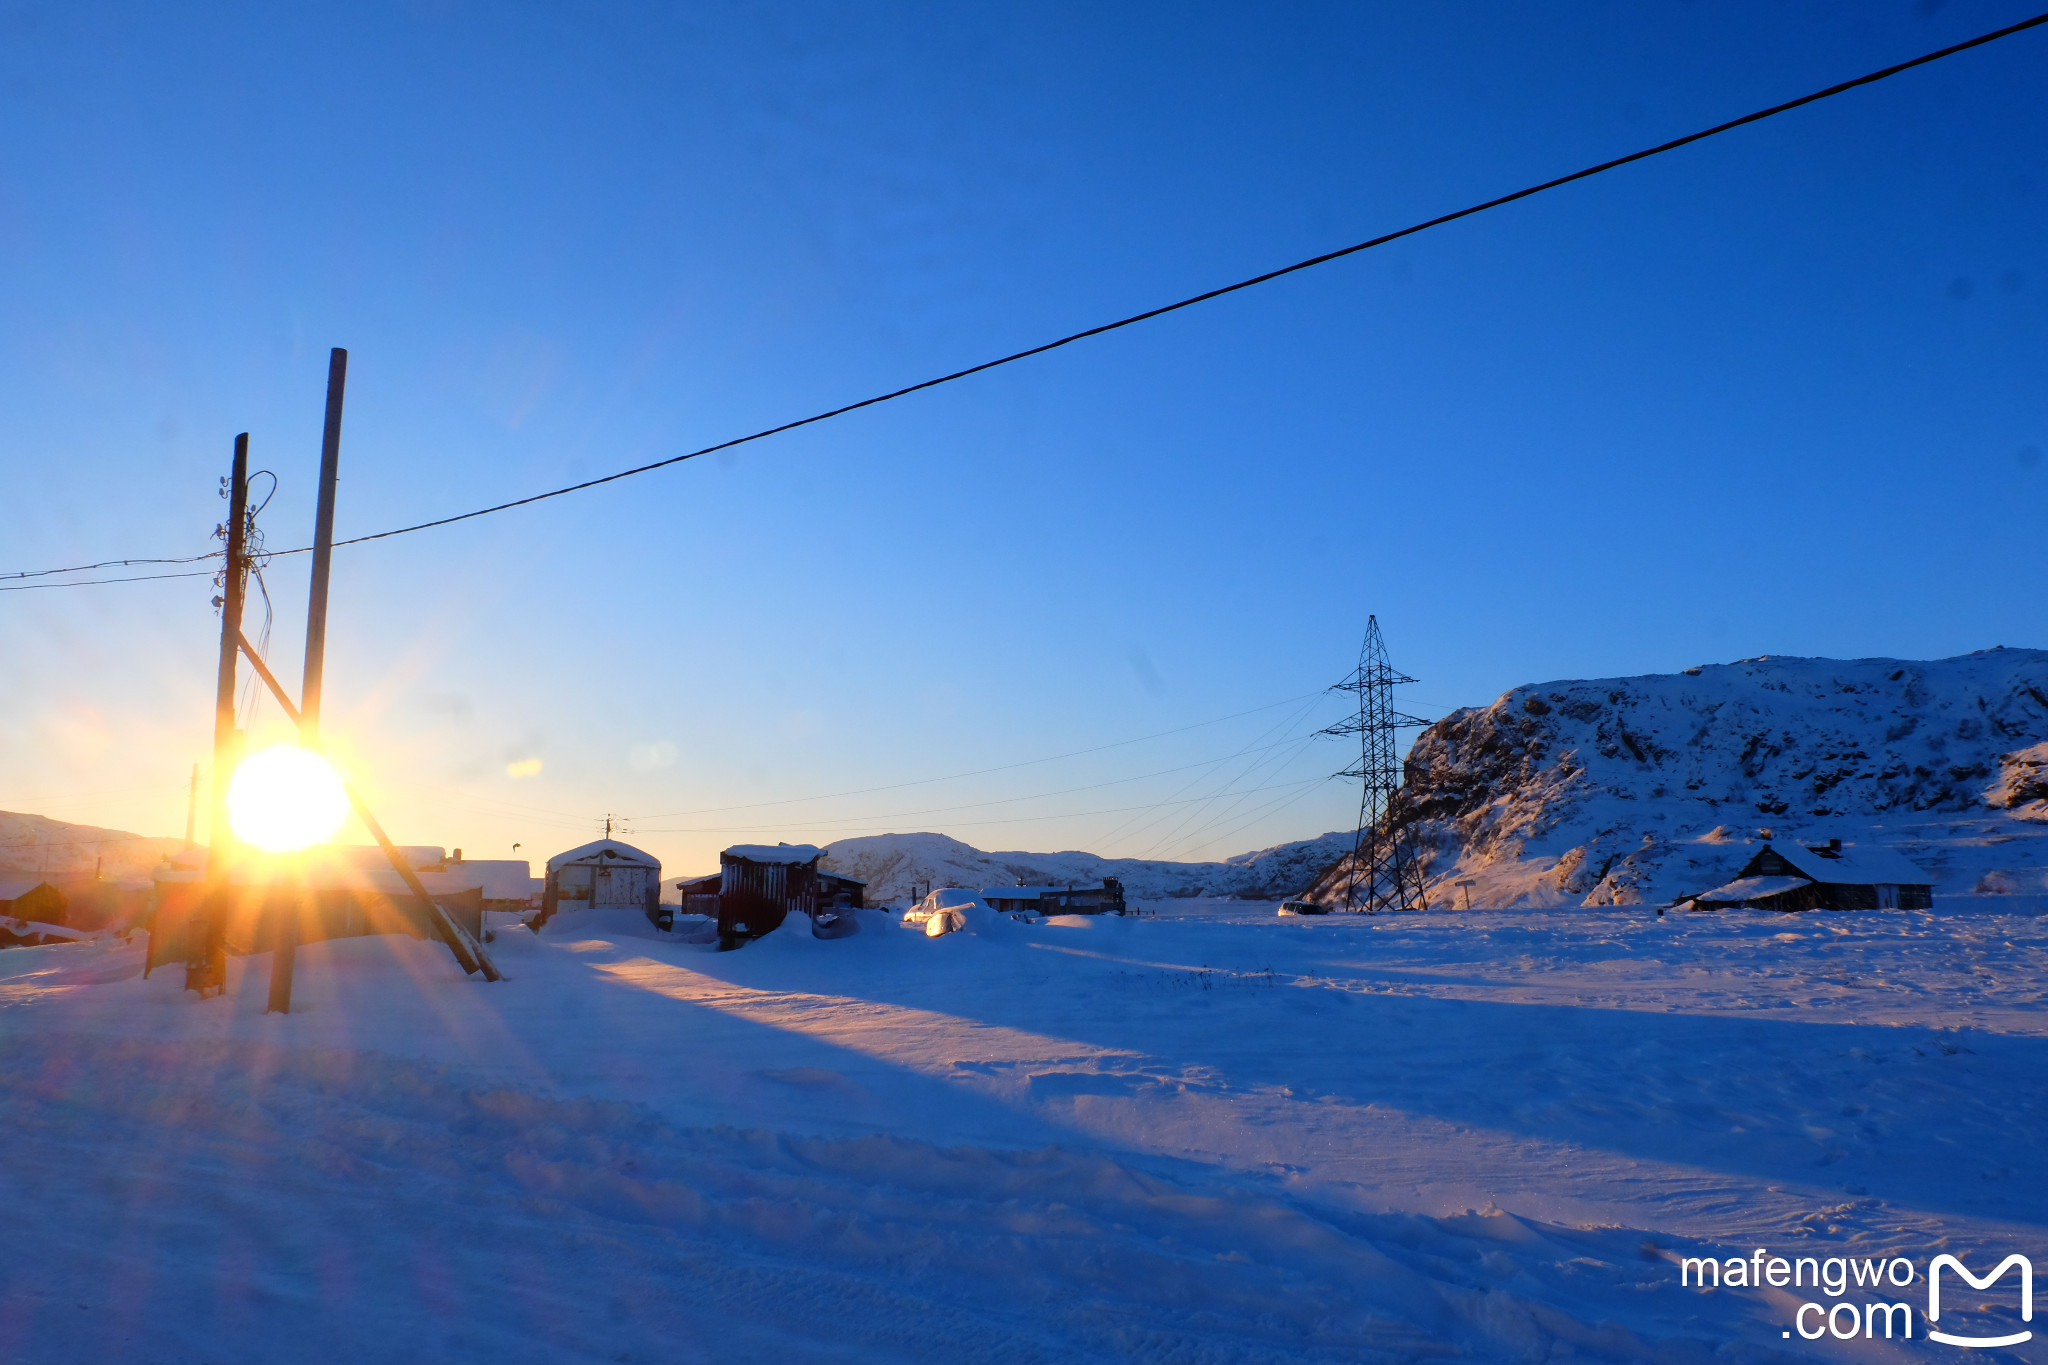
[1322,617,1432,913]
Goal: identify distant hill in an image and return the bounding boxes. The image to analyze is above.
[1307,647,2048,908]
[819,830,1352,905]
[0,811,185,885]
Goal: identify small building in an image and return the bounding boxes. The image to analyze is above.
[673,872,724,923]
[698,844,863,943]
[717,843,822,941]
[982,878,1126,917]
[982,885,1059,915]
[1686,840,1933,912]
[820,870,866,913]
[0,880,66,927]
[142,846,521,971]
[543,839,661,922]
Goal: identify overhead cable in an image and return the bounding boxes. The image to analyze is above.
[8,11,2044,587]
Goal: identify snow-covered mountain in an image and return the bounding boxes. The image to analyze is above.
[1308,647,2048,908]
[819,829,1352,905]
[0,811,184,884]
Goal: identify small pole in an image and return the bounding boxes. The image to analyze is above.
[183,762,199,847]
[267,873,304,1015]
[269,348,347,1015]
[188,434,250,996]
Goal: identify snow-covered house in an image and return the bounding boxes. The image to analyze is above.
[542,840,661,921]
[142,846,525,970]
[0,880,65,925]
[1685,840,1933,912]
[707,844,864,943]
[415,851,534,915]
[982,879,1126,916]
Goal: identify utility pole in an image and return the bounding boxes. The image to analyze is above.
[299,348,346,738]
[270,348,347,1015]
[189,434,251,995]
[1322,617,1432,914]
[184,762,200,848]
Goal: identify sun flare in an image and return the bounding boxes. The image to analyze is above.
[228,744,350,853]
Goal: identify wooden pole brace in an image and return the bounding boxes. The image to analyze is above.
[234,630,502,982]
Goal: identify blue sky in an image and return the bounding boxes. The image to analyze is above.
[3,2,2043,876]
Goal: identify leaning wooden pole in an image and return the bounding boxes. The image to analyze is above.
[187,434,250,995]
[234,628,499,981]
[344,791,499,980]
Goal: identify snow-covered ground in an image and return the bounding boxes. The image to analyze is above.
[3,899,2044,1362]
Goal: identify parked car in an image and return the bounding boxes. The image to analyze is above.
[1276,899,1328,916]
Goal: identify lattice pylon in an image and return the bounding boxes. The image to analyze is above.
[1321,617,1431,913]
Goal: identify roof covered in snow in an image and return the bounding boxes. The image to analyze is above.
[721,844,824,866]
[1691,875,1812,904]
[2,917,87,940]
[546,839,660,873]
[416,859,533,900]
[1762,842,1932,886]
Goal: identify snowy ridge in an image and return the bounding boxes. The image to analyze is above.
[1310,647,2048,908]
[816,829,1354,904]
[0,810,183,884]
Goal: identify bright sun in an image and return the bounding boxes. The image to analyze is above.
[228,744,351,853]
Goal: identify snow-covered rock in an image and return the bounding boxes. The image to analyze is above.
[1308,647,2048,908]
[0,810,183,883]
[819,829,1353,905]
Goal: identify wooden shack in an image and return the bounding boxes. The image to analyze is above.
[142,846,500,972]
[1686,840,1933,912]
[716,844,823,943]
[0,880,66,926]
[542,839,661,922]
[698,845,858,942]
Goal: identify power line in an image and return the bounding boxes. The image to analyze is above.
[0,553,219,584]
[9,11,2042,588]
[631,727,1334,834]
[624,691,1326,819]
[630,776,1329,838]
[0,568,218,593]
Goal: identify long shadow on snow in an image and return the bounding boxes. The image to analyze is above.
[676,924,2048,1231]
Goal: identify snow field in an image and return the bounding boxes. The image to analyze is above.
[1,899,2043,1361]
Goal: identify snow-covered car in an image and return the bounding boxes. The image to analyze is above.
[1276,899,1328,916]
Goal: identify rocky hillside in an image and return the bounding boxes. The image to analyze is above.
[0,811,184,885]
[819,829,1352,905]
[1308,648,2048,908]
